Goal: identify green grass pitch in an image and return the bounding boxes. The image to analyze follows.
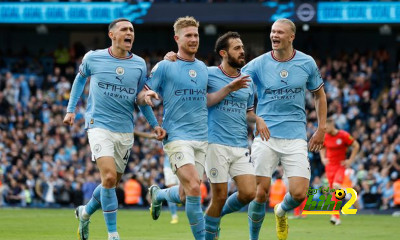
[0,208,398,240]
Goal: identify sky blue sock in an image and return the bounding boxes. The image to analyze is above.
[221,192,245,217]
[168,201,177,216]
[101,187,118,233]
[186,196,205,240]
[248,200,266,240]
[205,214,221,240]
[281,192,301,212]
[156,185,181,204]
[85,184,102,215]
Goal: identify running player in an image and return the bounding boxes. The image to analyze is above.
[64,18,166,240]
[320,117,359,225]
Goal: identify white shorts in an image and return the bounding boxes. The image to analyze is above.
[251,137,310,179]
[206,143,255,183]
[163,140,208,180]
[164,167,179,186]
[87,128,134,174]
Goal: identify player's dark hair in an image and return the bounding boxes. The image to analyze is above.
[109,18,131,31]
[214,31,241,59]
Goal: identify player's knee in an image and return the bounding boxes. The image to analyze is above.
[238,190,256,204]
[291,191,307,203]
[185,179,201,196]
[255,189,268,203]
[102,172,117,188]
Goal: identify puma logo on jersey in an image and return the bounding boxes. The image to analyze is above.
[281,79,288,85]
[191,79,197,85]
[116,76,124,83]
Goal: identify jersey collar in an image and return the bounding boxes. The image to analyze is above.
[108,48,133,60]
[218,65,241,78]
[271,49,296,62]
[177,55,195,62]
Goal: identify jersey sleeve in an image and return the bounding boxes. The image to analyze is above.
[247,80,255,111]
[137,62,148,92]
[67,51,92,113]
[306,58,324,92]
[145,61,164,93]
[342,131,354,146]
[207,69,217,93]
[78,51,93,78]
[241,59,259,86]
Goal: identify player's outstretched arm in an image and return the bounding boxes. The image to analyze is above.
[247,111,270,141]
[207,75,250,107]
[64,72,88,126]
[309,87,327,152]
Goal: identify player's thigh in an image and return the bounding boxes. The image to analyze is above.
[234,174,256,199]
[333,166,346,187]
[288,176,309,200]
[206,144,230,184]
[251,138,279,178]
[114,132,134,174]
[210,182,228,202]
[280,139,310,180]
[176,164,201,195]
[164,167,179,186]
[255,176,272,201]
[325,165,337,188]
[229,146,255,180]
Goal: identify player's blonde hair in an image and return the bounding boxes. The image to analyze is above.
[274,18,296,34]
[173,16,199,35]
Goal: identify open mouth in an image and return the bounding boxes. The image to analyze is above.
[124,38,132,44]
[272,40,280,45]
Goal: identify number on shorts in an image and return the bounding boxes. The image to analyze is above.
[123,149,131,164]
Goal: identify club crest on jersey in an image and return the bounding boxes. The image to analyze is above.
[189,70,197,78]
[116,67,125,75]
[280,69,289,78]
[336,139,342,145]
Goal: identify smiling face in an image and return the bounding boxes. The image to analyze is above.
[109,20,134,52]
[175,26,199,55]
[225,38,245,69]
[270,21,295,51]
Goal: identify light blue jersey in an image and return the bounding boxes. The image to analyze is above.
[242,50,324,140]
[208,66,254,148]
[67,48,148,133]
[145,56,208,144]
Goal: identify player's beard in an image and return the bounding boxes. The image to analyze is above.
[182,43,198,55]
[227,53,245,69]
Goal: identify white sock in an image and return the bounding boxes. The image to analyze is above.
[82,208,90,221]
[108,232,119,239]
[276,203,286,217]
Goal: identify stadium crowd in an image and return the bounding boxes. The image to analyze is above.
[0,41,399,211]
